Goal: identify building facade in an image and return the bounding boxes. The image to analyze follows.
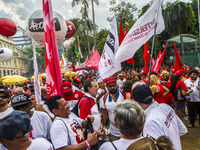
[0,34,32,78]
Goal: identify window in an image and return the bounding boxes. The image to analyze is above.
[3,70,6,76]
[7,70,9,75]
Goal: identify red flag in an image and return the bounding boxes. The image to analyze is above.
[41,64,44,74]
[85,50,101,69]
[124,23,127,35]
[42,0,63,98]
[119,18,125,46]
[155,43,168,73]
[173,42,183,71]
[143,42,150,73]
[21,68,24,77]
[151,50,162,72]
[68,63,76,72]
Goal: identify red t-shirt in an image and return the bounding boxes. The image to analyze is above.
[172,80,187,103]
[154,84,164,103]
[163,81,173,107]
[63,90,84,110]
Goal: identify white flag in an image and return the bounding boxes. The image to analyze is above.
[115,0,165,63]
[33,42,41,104]
[96,15,121,83]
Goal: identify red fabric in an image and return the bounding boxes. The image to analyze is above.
[78,97,96,119]
[173,42,183,71]
[172,80,187,103]
[104,77,116,84]
[163,82,173,107]
[119,18,125,46]
[85,50,101,69]
[151,50,162,72]
[156,43,168,73]
[143,42,150,73]
[153,84,164,103]
[126,58,135,64]
[21,68,24,77]
[63,90,84,102]
[41,64,44,74]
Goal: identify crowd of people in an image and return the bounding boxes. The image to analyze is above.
[0,65,200,150]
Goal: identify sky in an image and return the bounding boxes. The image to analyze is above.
[0,0,190,31]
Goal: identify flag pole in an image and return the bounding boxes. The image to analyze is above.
[147,0,161,87]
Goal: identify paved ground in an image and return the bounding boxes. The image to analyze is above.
[181,116,200,150]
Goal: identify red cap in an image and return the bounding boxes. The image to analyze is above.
[88,74,93,78]
[104,77,116,84]
[171,68,176,73]
[62,81,72,93]
[141,71,147,75]
[74,77,81,83]
[174,70,183,77]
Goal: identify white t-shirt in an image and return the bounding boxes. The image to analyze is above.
[184,78,200,102]
[0,107,13,150]
[117,79,126,90]
[50,113,83,149]
[30,110,52,140]
[100,91,124,137]
[27,138,53,150]
[99,137,143,150]
[143,102,188,150]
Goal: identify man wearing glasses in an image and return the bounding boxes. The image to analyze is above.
[100,77,124,141]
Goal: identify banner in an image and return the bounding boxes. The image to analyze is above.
[42,0,63,98]
[115,0,165,63]
[33,42,41,104]
[85,50,101,69]
[96,14,121,83]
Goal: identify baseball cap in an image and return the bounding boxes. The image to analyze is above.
[74,77,81,83]
[174,70,183,77]
[104,77,116,84]
[132,84,153,104]
[11,93,31,107]
[0,89,10,97]
[0,110,30,140]
[62,81,72,93]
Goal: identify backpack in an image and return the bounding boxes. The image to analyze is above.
[71,96,91,116]
[173,81,191,101]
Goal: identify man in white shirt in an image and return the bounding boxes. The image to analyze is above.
[0,110,53,150]
[11,93,52,140]
[184,69,200,128]
[100,77,124,141]
[132,83,188,150]
[47,95,98,150]
[99,100,144,150]
[117,74,126,91]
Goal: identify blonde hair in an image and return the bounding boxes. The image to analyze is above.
[150,74,160,85]
[127,136,174,150]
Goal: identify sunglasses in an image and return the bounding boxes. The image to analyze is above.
[0,95,8,99]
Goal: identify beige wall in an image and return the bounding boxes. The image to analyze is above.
[0,35,32,78]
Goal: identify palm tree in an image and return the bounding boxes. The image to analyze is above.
[91,0,99,52]
[163,1,194,37]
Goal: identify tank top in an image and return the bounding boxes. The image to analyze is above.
[154,84,164,103]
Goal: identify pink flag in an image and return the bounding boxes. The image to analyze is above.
[42,0,63,98]
[151,50,162,72]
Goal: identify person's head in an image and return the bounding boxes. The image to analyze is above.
[114,100,145,137]
[189,69,199,81]
[161,71,170,82]
[150,74,160,85]
[84,79,97,97]
[0,110,31,146]
[73,77,81,88]
[13,87,25,95]
[150,71,157,76]
[30,93,36,108]
[11,93,32,114]
[98,81,105,89]
[194,66,200,75]
[169,70,183,93]
[41,86,47,98]
[0,89,10,108]
[127,136,174,150]
[42,78,46,84]
[118,74,124,80]
[23,87,28,92]
[105,77,117,94]
[62,81,72,95]
[132,84,154,110]
[134,74,142,81]
[122,80,133,93]
[47,95,71,118]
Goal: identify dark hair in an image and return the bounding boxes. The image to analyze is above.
[132,78,139,85]
[126,77,132,81]
[189,69,199,76]
[150,71,157,76]
[122,80,133,93]
[169,75,179,93]
[84,79,95,92]
[47,95,62,113]
[134,74,142,80]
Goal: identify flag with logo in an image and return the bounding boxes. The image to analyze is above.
[96,14,121,83]
[33,42,41,104]
[42,0,63,98]
[115,0,165,63]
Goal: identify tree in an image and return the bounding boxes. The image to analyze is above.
[163,1,194,37]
